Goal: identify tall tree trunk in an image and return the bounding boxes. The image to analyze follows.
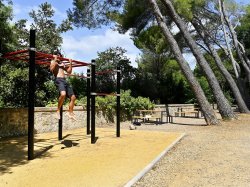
[161,0,236,120]
[220,0,250,69]
[148,0,219,125]
[236,78,250,108]
[192,19,250,113]
[218,0,250,105]
[218,0,240,78]
[218,0,250,85]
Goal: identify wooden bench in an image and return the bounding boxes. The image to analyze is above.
[175,111,199,118]
[132,115,161,124]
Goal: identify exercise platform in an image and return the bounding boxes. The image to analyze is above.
[0,128,184,187]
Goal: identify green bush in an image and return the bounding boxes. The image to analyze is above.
[45,90,155,122]
[120,90,154,120]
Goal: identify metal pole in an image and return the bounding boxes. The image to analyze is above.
[91,60,96,144]
[28,30,36,160]
[116,66,121,137]
[0,39,2,56]
[87,68,91,135]
[59,105,63,140]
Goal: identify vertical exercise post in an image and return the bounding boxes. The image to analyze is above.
[91,60,96,143]
[58,106,63,140]
[87,68,91,135]
[116,67,121,137]
[0,39,2,55]
[28,29,36,160]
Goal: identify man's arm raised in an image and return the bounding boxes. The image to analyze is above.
[50,55,58,72]
[66,59,73,74]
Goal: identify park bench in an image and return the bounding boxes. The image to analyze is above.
[132,111,162,124]
[174,107,201,118]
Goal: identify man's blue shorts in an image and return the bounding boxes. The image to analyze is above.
[55,77,74,97]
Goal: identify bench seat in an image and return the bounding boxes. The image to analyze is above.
[175,111,199,118]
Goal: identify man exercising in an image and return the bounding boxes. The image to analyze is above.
[50,51,76,120]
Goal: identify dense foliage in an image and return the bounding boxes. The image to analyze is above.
[0,2,71,107]
[236,5,250,58]
[1,0,250,121]
[47,90,154,122]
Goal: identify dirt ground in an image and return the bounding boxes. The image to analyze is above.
[133,114,250,187]
[0,127,182,187]
[1,113,250,187]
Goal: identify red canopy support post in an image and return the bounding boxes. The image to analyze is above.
[28,29,36,160]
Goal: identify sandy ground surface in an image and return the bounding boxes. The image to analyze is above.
[1,113,250,187]
[0,128,182,187]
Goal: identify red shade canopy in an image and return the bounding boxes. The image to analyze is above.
[2,49,90,67]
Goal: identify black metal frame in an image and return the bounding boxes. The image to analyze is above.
[27,30,121,158]
[87,68,91,135]
[28,30,36,160]
[116,67,121,137]
[90,62,121,143]
[91,60,96,143]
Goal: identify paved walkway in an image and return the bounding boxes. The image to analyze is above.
[133,114,250,186]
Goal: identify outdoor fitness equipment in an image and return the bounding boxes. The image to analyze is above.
[90,61,121,144]
[1,29,121,160]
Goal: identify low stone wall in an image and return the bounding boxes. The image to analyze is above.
[0,108,28,137]
[0,106,113,138]
[0,104,216,138]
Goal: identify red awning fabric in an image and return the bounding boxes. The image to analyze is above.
[1,49,90,67]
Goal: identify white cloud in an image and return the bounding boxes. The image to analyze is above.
[12,4,22,15]
[62,29,141,73]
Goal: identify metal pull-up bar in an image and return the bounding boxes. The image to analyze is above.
[90,62,121,144]
[2,49,90,67]
[2,29,121,159]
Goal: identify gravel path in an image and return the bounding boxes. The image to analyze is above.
[119,114,250,187]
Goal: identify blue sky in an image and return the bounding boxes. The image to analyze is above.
[9,0,250,73]
[10,0,141,73]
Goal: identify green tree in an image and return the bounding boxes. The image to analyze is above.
[68,0,220,124]
[133,25,193,104]
[237,5,250,58]
[0,0,17,55]
[0,2,72,107]
[68,74,87,99]
[95,47,137,93]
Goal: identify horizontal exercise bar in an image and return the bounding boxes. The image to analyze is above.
[36,51,90,66]
[95,69,117,75]
[65,73,88,79]
[1,49,28,57]
[91,92,119,96]
[2,49,90,67]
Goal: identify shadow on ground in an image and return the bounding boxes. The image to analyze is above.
[0,133,85,175]
[171,122,207,126]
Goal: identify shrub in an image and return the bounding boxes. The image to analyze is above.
[45,90,155,122]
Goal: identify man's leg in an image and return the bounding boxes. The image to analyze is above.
[65,82,76,120]
[55,91,66,119]
[69,94,76,114]
[67,94,76,120]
